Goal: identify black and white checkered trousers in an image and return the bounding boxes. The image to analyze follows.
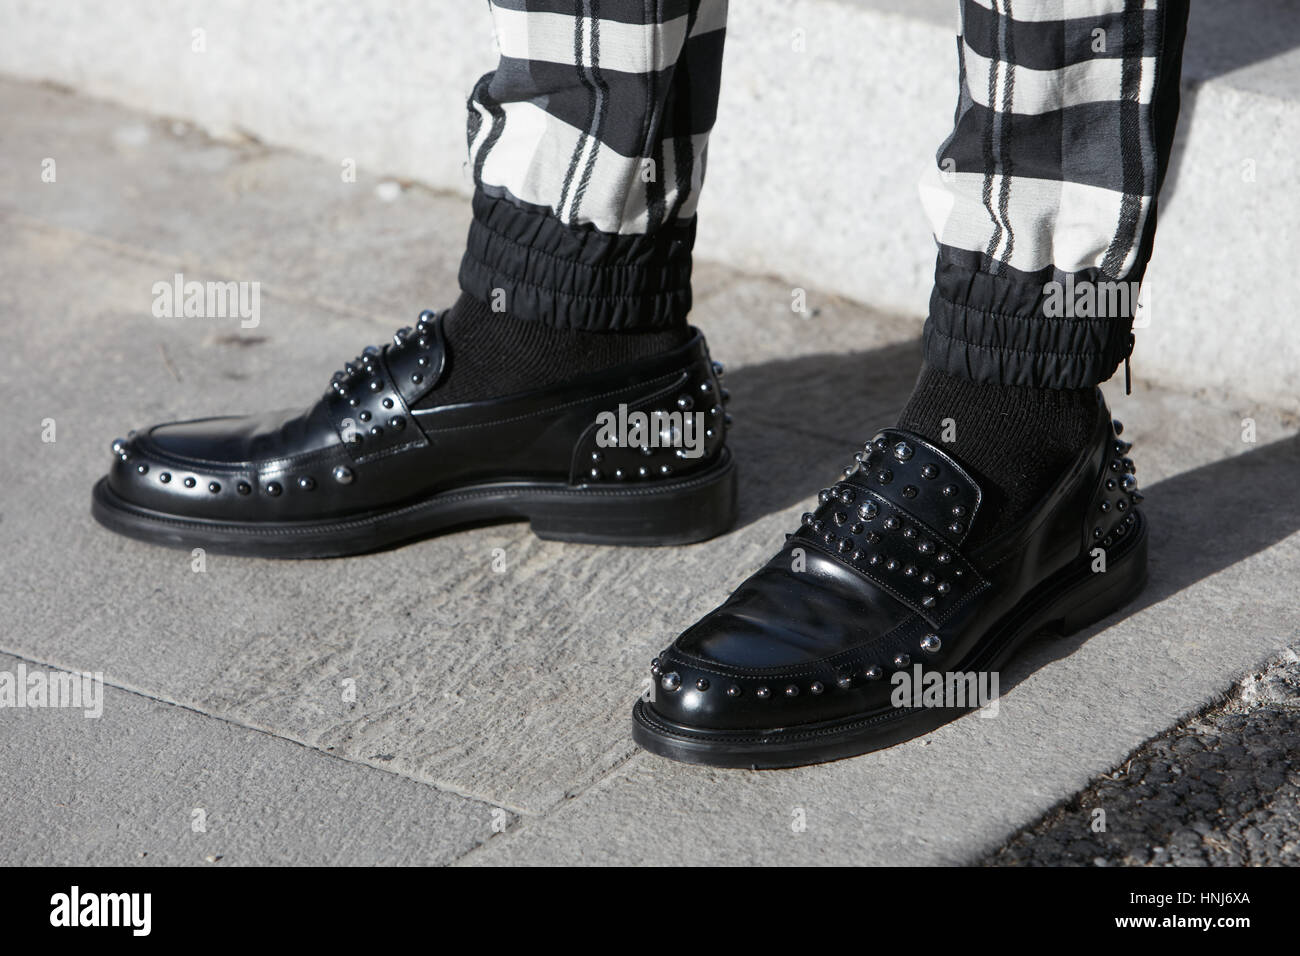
[458,0,1189,388]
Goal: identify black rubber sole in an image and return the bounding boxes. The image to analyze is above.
[91,450,737,558]
[631,510,1148,769]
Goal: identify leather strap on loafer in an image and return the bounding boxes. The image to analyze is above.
[94,314,737,554]
[325,309,448,462]
[792,429,989,628]
[634,400,1150,766]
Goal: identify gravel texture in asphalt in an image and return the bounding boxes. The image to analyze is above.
[987,647,1300,866]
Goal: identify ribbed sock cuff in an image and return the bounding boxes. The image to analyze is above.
[419,292,692,407]
[899,364,1098,542]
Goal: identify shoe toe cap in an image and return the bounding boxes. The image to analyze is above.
[102,409,317,516]
[644,564,911,732]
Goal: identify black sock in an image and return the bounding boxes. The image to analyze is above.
[418,293,691,407]
[897,365,1098,544]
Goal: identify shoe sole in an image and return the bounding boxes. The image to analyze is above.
[91,449,737,558]
[631,509,1148,769]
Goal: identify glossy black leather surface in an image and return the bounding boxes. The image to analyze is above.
[104,312,728,523]
[644,393,1142,732]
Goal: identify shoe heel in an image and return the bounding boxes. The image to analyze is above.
[529,452,737,546]
[1052,511,1149,636]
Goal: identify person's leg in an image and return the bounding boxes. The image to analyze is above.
[633,0,1190,767]
[903,0,1189,543]
[433,0,730,404]
[94,2,737,556]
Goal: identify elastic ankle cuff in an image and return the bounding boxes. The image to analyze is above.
[923,261,1136,389]
[458,190,694,332]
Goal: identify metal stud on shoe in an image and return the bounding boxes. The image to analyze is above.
[632,418,1150,765]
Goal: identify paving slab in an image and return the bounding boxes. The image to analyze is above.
[462,425,1300,864]
[0,652,508,866]
[2,80,1299,862]
[0,80,921,815]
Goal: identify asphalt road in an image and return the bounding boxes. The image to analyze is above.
[987,647,1300,866]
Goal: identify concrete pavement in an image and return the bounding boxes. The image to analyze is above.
[1,79,1298,865]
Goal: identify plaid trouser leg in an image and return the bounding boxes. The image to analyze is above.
[920,0,1190,388]
[459,0,729,331]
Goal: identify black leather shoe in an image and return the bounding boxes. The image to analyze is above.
[92,310,736,557]
[632,392,1145,768]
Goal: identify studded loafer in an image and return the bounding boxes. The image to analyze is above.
[92,310,736,557]
[632,392,1145,768]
